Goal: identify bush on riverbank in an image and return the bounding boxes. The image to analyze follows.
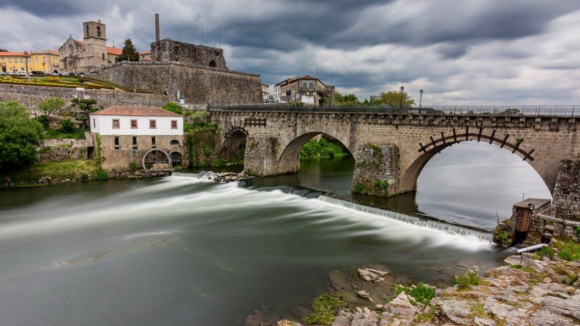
[300,137,350,161]
[2,160,101,186]
[303,293,347,325]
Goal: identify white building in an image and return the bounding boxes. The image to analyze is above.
[90,106,184,170]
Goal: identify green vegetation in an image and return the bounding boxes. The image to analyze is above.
[303,293,347,325]
[92,169,109,181]
[37,97,66,119]
[300,137,350,160]
[365,90,415,108]
[416,306,436,322]
[71,98,100,129]
[494,231,511,246]
[553,239,580,261]
[375,180,389,190]
[43,126,86,140]
[0,101,44,173]
[94,134,105,166]
[394,282,435,306]
[353,182,368,193]
[128,161,138,171]
[532,246,556,259]
[450,268,480,290]
[163,102,183,115]
[116,39,139,62]
[2,160,101,186]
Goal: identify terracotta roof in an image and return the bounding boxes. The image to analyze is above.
[141,58,152,61]
[107,47,122,55]
[139,51,151,55]
[0,52,25,56]
[91,106,182,117]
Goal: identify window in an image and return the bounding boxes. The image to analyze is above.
[149,119,156,129]
[102,53,105,61]
[170,140,180,146]
[132,137,138,155]
[151,137,156,148]
[309,83,314,90]
[97,26,101,37]
[86,26,89,36]
[114,137,120,149]
[8,58,11,63]
[131,120,138,129]
[132,137,137,146]
[20,58,23,63]
[171,120,177,129]
[35,57,38,64]
[112,119,120,129]
[93,118,96,129]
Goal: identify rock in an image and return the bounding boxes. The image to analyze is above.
[437,299,472,325]
[350,307,380,326]
[383,291,419,318]
[474,316,496,326]
[358,268,388,283]
[375,304,383,309]
[357,290,373,301]
[331,310,352,326]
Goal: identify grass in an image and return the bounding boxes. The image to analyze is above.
[43,127,86,140]
[303,293,347,326]
[450,268,480,290]
[3,160,101,186]
[184,122,218,133]
[394,282,435,306]
[553,239,580,261]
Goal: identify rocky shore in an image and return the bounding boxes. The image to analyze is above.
[266,241,580,326]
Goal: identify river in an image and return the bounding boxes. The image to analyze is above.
[0,142,551,325]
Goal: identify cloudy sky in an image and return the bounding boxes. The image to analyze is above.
[1,0,579,105]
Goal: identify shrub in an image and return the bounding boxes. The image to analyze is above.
[60,118,74,133]
[303,293,347,325]
[128,161,138,171]
[173,165,183,172]
[80,173,89,181]
[163,102,182,115]
[451,268,480,290]
[375,180,389,190]
[38,146,52,154]
[92,170,109,181]
[394,282,435,306]
[553,240,580,261]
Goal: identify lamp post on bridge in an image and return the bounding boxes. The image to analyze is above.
[420,89,423,108]
[399,85,404,111]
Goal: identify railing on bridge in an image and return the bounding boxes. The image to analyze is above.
[208,104,580,117]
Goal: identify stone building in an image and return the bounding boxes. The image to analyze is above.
[274,75,334,105]
[58,20,122,73]
[151,39,227,69]
[90,106,184,170]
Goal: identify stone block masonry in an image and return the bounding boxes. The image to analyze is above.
[98,61,262,105]
[0,84,168,109]
[211,108,580,197]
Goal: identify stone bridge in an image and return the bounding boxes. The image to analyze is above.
[210,106,580,197]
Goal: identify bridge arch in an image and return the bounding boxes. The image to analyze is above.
[221,127,248,161]
[399,130,548,195]
[277,132,353,174]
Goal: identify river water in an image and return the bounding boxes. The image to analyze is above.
[0,142,551,325]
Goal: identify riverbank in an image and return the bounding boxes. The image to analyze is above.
[0,159,171,188]
[271,239,580,326]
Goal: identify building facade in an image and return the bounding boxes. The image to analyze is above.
[58,20,121,73]
[262,84,269,102]
[0,50,60,74]
[274,75,334,106]
[90,106,184,170]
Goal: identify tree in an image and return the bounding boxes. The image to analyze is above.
[163,102,182,115]
[367,91,415,108]
[71,98,99,129]
[0,102,44,173]
[338,94,360,106]
[115,39,139,62]
[37,97,66,119]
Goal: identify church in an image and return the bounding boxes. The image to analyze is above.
[58,20,121,73]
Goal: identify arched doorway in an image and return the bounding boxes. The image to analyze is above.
[142,149,172,170]
[209,60,216,67]
[171,152,183,166]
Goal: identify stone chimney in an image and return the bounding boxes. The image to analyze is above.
[155,13,161,61]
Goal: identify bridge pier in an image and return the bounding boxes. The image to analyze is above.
[352,143,400,197]
[243,136,280,176]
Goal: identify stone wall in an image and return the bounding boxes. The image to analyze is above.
[151,39,227,69]
[99,134,183,170]
[39,146,89,163]
[352,143,399,196]
[0,84,168,109]
[553,159,580,220]
[98,61,262,105]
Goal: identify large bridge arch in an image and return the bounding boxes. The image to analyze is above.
[276,132,354,174]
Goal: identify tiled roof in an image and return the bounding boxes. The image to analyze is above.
[0,52,25,56]
[91,106,182,117]
[107,47,122,55]
[139,51,151,55]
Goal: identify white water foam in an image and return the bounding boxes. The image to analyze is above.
[318,195,493,242]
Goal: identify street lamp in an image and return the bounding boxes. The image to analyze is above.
[23,51,29,76]
[420,89,423,108]
[400,85,404,110]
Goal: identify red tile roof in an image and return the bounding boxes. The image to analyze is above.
[107,47,122,55]
[0,52,25,56]
[91,106,182,117]
[139,51,151,55]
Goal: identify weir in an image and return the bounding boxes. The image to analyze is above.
[318,196,493,242]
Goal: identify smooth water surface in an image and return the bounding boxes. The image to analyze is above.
[0,141,551,325]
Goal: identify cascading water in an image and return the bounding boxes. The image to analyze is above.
[318,195,493,242]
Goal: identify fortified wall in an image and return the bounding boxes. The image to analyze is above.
[0,84,168,108]
[98,61,262,105]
